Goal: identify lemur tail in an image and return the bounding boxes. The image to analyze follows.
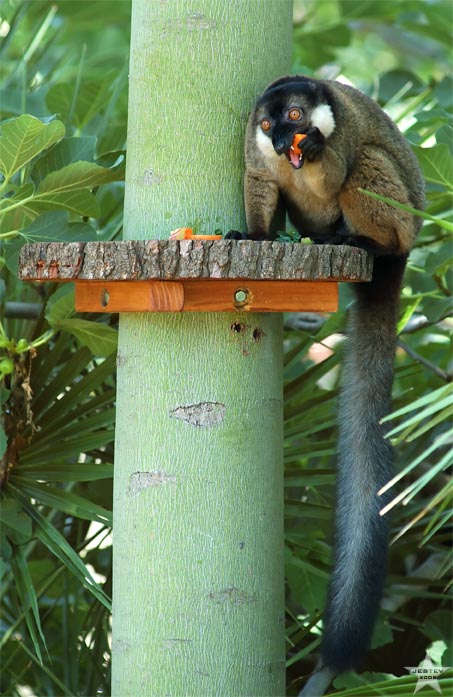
[300,255,406,697]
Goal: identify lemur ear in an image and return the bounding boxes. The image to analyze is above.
[310,103,335,137]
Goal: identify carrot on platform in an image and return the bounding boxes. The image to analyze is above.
[169,228,223,241]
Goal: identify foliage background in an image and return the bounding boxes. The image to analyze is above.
[0,1,451,695]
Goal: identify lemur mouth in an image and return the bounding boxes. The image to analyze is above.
[287,133,307,170]
[287,148,303,169]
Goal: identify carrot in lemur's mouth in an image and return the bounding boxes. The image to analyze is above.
[288,132,307,168]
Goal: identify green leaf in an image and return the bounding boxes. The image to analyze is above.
[380,430,451,495]
[1,185,98,223]
[33,513,111,610]
[286,555,327,614]
[397,296,421,333]
[30,344,93,420]
[20,210,97,244]
[13,480,112,526]
[414,144,453,190]
[0,419,6,463]
[425,243,453,276]
[30,408,115,451]
[333,672,403,693]
[33,163,101,216]
[0,182,35,233]
[2,160,123,227]
[383,385,452,425]
[15,462,113,482]
[10,485,111,611]
[0,115,65,180]
[55,318,118,356]
[0,497,33,544]
[378,69,424,104]
[3,211,97,273]
[30,351,116,434]
[422,610,453,645]
[25,160,122,218]
[404,405,453,443]
[37,160,120,194]
[358,188,453,231]
[31,136,97,184]
[2,181,35,199]
[11,546,47,664]
[45,284,75,323]
[422,296,453,323]
[46,79,113,130]
[24,430,115,463]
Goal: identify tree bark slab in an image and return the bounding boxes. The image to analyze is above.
[18,240,373,282]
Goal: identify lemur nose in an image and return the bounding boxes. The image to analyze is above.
[272,137,287,155]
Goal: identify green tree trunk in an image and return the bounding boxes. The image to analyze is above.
[112,2,292,695]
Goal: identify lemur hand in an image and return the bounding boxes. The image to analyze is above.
[299,126,326,162]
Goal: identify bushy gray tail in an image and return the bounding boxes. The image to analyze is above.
[321,255,407,673]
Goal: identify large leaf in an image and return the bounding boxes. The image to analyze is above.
[0,115,64,180]
[414,144,453,190]
[37,160,121,194]
[46,79,114,130]
[55,318,118,357]
[20,210,96,244]
[31,160,122,216]
[1,187,97,228]
[1,161,123,229]
[31,136,97,184]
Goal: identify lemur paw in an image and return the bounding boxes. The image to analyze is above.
[300,126,325,162]
[225,230,269,241]
[225,230,248,239]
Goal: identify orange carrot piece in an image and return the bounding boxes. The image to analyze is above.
[188,234,222,240]
[169,228,222,241]
[169,227,193,240]
[291,133,307,156]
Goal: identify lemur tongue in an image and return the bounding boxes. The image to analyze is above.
[288,133,306,169]
[288,149,303,169]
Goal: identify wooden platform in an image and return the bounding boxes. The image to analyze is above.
[18,240,373,313]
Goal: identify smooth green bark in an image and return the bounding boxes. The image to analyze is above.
[112,1,292,695]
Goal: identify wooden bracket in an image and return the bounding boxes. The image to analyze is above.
[18,240,373,314]
[75,279,338,313]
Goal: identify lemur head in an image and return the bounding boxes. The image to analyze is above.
[254,76,336,169]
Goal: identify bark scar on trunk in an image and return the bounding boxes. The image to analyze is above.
[170,402,226,427]
[128,471,177,496]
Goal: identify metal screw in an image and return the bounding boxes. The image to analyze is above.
[234,288,249,306]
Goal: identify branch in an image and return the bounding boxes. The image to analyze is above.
[401,312,452,334]
[397,338,452,382]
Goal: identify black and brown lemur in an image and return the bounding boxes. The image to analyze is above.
[228,75,425,696]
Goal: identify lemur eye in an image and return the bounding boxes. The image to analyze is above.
[288,108,302,121]
[260,118,271,132]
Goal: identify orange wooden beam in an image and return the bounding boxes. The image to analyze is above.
[75,279,338,313]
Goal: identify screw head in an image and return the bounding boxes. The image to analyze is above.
[234,288,250,307]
